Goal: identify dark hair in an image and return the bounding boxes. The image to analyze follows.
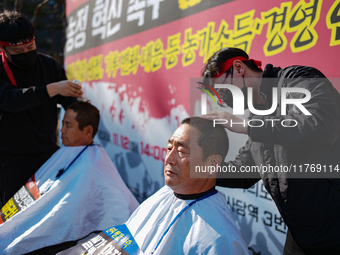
[181,117,229,161]
[0,10,35,44]
[201,48,262,83]
[67,102,100,138]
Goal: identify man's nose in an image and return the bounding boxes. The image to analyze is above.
[60,125,66,133]
[164,148,176,165]
[20,46,33,54]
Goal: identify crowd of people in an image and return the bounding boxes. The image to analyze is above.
[1,9,340,255]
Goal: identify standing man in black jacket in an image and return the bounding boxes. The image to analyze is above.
[201,47,340,254]
[0,10,83,206]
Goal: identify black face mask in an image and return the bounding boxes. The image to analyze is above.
[240,84,248,109]
[220,84,248,109]
[10,49,37,69]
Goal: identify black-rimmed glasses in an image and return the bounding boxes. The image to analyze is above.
[216,66,233,106]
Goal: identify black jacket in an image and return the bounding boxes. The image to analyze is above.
[217,64,340,254]
[0,53,76,154]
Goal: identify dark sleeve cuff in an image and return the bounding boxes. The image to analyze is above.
[35,85,50,102]
[248,116,274,144]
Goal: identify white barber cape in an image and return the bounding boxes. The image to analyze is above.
[0,144,139,254]
[126,185,249,255]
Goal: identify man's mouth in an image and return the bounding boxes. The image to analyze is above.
[165,167,177,176]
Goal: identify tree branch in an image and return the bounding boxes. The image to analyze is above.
[33,0,51,29]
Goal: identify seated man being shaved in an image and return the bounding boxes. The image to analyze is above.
[0,102,139,255]
[125,117,249,255]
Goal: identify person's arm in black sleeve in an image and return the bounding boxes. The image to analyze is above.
[53,61,78,109]
[0,78,82,112]
[0,54,82,112]
[216,139,261,188]
[249,66,340,149]
[0,76,49,112]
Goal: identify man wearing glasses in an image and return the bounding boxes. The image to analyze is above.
[201,47,340,255]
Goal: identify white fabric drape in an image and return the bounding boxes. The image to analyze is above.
[0,145,139,254]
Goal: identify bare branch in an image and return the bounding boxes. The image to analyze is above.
[14,0,23,12]
[33,0,51,29]
[3,0,8,10]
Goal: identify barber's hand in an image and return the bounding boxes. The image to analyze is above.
[200,111,248,134]
[47,80,83,98]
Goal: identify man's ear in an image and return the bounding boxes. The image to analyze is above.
[206,154,223,177]
[211,154,222,167]
[84,125,94,138]
[206,154,223,166]
[233,60,245,76]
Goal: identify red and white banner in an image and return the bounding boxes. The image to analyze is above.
[64,1,340,254]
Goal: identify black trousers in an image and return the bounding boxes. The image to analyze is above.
[284,229,340,255]
[283,230,305,255]
[0,148,58,206]
[24,231,100,255]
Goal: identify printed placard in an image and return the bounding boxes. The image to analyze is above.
[0,175,39,224]
[58,224,144,255]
